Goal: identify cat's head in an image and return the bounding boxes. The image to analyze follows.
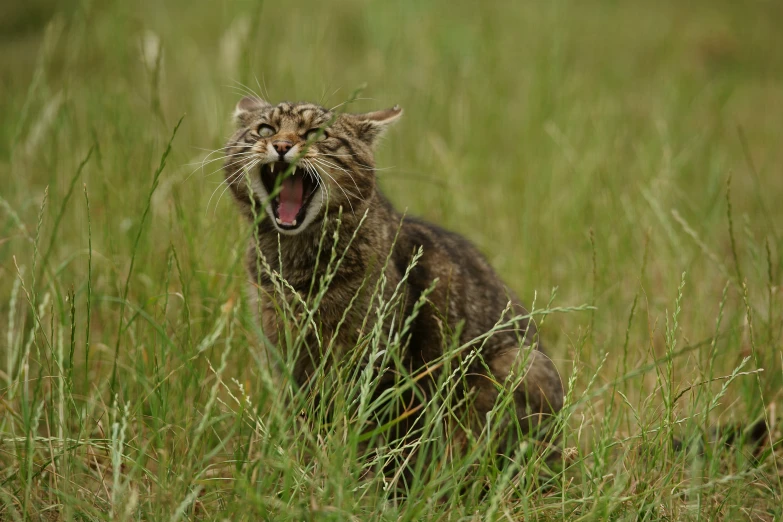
[224,96,401,235]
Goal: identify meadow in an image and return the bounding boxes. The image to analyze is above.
[1,0,782,519]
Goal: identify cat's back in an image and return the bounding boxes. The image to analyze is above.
[392,211,537,347]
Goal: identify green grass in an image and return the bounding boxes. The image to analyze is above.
[1,0,782,519]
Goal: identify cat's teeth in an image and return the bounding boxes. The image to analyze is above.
[275,217,282,225]
[291,219,297,226]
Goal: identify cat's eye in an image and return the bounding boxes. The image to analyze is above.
[258,124,275,138]
[305,128,327,142]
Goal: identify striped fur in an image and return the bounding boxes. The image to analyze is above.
[223,97,564,458]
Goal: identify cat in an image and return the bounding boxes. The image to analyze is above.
[223,96,564,460]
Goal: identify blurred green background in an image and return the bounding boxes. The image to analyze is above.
[1,0,782,517]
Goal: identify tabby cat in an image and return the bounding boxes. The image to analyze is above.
[223,96,564,457]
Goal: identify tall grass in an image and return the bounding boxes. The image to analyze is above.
[1,0,782,520]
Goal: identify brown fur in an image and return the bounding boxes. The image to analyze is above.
[223,97,564,454]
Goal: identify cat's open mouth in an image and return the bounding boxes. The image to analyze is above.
[259,162,318,230]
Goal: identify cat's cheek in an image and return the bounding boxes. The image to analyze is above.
[297,188,327,233]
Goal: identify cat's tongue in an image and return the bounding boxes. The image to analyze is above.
[278,174,304,224]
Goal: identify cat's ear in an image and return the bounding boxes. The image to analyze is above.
[233,96,270,127]
[348,105,403,147]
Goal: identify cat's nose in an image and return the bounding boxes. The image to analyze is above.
[272,140,293,157]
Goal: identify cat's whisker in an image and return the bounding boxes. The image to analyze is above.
[208,170,240,215]
[311,163,363,203]
[306,161,328,198]
[189,146,243,164]
[214,159,262,216]
[317,153,378,172]
[192,145,238,152]
[229,79,265,101]
[301,160,323,192]
[186,151,256,172]
[300,159,317,185]
[209,152,258,171]
[311,163,356,216]
[301,160,328,201]
[312,156,356,172]
[198,150,257,165]
[254,74,272,103]
[311,157,364,200]
[210,158,258,215]
[317,152,385,172]
[312,166,359,211]
[212,167,248,212]
[228,79,256,94]
[183,143,255,182]
[194,145,250,158]
[226,86,262,101]
[310,161,359,201]
[199,155,258,183]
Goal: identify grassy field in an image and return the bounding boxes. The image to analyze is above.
[2,0,783,519]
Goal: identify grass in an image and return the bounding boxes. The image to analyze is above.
[1,0,782,519]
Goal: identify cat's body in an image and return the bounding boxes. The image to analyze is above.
[224,97,563,453]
